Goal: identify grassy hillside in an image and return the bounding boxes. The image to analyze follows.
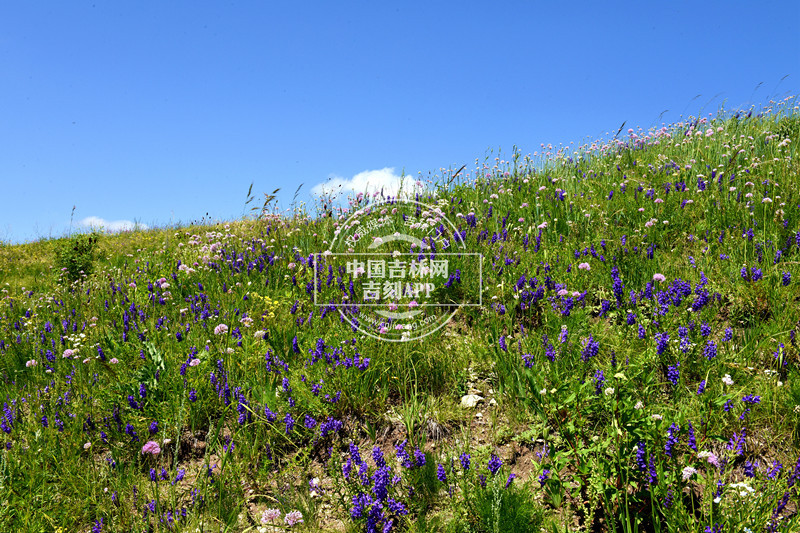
[1,97,799,533]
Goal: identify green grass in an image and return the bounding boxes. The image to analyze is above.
[0,97,799,532]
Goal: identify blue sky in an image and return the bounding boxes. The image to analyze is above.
[1,1,798,243]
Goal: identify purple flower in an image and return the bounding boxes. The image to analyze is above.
[460,453,471,472]
[703,340,717,361]
[768,492,790,532]
[545,343,556,362]
[487,454,503,476]
[774,343,786,365]
[342,457,353,480]
[413,448,426,467]
[767,461,783,479]
[664,423,679,457]
[581,335,599,361]
[395,441,411,468]
[594,369,605,395]
[635,443,647,472]
[656,332,669,355]
[505,473,516,488]
[647,454,658,484]
[689,422,697,451]
[319,417,342,438]
[437,463,447,483]
[697,380,706,394]
[783,272,791,286]
[284,413,295,433]
[660,485,675,510]
[372,446,386,468]
[787,455,800,488]
[667,363,680,387]
[538,468,551,487]
[727,428,746,456]
[372,466,391,500]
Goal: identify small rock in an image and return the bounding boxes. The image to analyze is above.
[475,412,483,419]
[461,394,484,408]
[488,398,497,406]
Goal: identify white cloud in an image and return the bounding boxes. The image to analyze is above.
[79,216,148,233]
[311,167,424,200]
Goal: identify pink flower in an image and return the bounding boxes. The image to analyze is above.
[654,198,664,204]
[284,510,304,526]
[141,441,161,455]
[682,466,697,481]
[214,324,229,335]
[652,273,666,283]
[408,301,419,309]
[26,359,37,367]
[110,358,119,364]
[578,262,591,271]
[261,508,281,523]
[189,358,201,367]
[62,349,74,358]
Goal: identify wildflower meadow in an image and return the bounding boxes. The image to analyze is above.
[1,97,799,532]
